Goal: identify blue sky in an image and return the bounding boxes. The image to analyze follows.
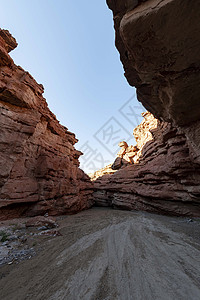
[1,1,145,173]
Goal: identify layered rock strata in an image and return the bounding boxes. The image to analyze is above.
[93,113,200,216]
[96,0,200,216]
[107,0,200,162]
[89,164,117,181]
[0,29,93,220]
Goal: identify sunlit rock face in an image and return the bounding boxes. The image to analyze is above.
[93,113,200,216]
[0,30,93,220]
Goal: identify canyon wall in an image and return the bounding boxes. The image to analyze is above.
[107,0,200,160]
[107,0,200,126]
[0,30,93,220]
[93,113,200,216]
[92,0,200,216]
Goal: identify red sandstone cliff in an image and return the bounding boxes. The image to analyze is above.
[107,0,200,160]
[107,0,200,125]
[91,0,200,216]
[0,29,93,220]
[1,0,200,220]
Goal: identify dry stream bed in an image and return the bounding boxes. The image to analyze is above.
[0,208,200,300]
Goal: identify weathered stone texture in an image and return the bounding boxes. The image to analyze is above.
[99,0,200,216]
[0,30,93,220]
[107,0,200,126]
[93,113,200,216]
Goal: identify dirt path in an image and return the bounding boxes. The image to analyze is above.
[0,208,200,300]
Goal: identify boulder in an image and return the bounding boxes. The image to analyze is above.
[25,216,57,229]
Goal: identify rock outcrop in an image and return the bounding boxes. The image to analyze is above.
[91,112,157,180]
[111,141,138,170]
[107,0,200,162]
[94,0,200,216]
[89,164,117,181]
[107,0,200,126]
[0,29,93,220]
[93,112,200,216]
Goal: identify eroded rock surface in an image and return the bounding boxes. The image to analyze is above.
[107,0,200,126]
[0,29,93,220]
[89,164,117,182]
[100,1,200,216]
[111,141,138,170]
[107,0,200,162]
[91,112,157,181]
[93,113,200,216]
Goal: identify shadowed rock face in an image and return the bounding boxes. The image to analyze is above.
[93,0,200,216]
[107,0,200,126]
[0,30,93,220]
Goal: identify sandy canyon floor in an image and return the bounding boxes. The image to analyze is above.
[0,208,200,300]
